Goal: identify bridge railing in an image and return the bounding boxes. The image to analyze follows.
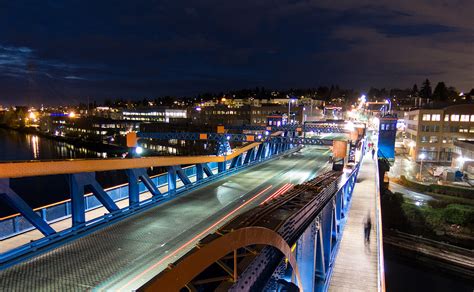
[0,163,220,240]
[0,137,304,267]
[375,153,387,292]
[143,146,364,291]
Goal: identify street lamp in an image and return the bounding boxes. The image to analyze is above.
[288,98,296,124]
[418,153,426,181]
[385,99,392,114]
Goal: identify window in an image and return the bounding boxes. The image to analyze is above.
[429,136,438,143]
[421,136,428,143]
[451,114,459,121]
[422,114,431,121]
[432,114,441,121]
[444,115,449,121]
[461,115,470,122]
[471,115,474,122]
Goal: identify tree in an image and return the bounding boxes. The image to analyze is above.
[420,79,432,99]
[432,82,449,102]
[412,84,418,95]
[447,86,458,101]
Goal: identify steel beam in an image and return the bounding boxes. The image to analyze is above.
[126,168,162,207]
[296,220,317,292]
[68,172,119,226]
[167,166,177,194]
[0,179,56,237]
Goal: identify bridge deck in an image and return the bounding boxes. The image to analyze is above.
[0,147,331,291]
[329,154,379,292]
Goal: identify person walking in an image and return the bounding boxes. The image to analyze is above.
[371,148,375,160]
[364,214,372,244]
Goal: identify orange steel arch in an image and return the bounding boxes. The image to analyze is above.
[139,226,302,292]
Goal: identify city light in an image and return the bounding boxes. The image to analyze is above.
[419,153,426,160]
[344,121,355,131]
[69,111,76,118]
[135,146,143,155]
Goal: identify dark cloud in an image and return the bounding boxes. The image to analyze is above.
[0,0,472,105]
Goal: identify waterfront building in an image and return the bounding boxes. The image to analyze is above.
[40,115,139,143]
[404,104,474,163]
[121,107,187,122]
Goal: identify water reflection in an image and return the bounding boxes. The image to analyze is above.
[0,128,104,161]
[31,135,40,159]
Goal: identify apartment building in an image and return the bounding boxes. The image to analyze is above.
[404,104,474,162]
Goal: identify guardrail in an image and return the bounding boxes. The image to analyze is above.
[0,138,303,268]
[375,154,387,292]
[0,163,220,240]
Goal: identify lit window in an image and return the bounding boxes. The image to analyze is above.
[451,114,459,121]
[422,114,431,121]
[444,115,449,121]
[460,115,469,122]
[471,115,474,122]
[431,114,441,121]
[429,136,438,143]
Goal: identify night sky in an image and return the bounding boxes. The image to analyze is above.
[0,1,473,105]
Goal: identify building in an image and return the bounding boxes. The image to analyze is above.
[40,115,140,143]
[189,103,304,126]
[121,107,187,122]
[404,104,474,163]
[452,140,474,171]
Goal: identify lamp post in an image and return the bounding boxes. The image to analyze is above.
[385,99,392,114]
[288,98,295,124]
[419,153,426,181]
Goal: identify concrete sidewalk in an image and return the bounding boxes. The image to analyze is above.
[329,154,379,292]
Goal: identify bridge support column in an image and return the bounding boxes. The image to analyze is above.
[320,203,335,281]
[256,144,265,161]
[296,220,318,292]
[126,168,162,207]
[167,166,177,195]
[243,148,254,165]
[218,161,226,173]
[196,163,213,181]
[315,218,326,291]
[229,154,243,169]
[175,166,192,185]
[68,172,119,227]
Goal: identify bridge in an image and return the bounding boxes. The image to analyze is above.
[0,125,385,291]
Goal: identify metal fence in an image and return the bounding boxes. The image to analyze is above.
[0,162,219,240]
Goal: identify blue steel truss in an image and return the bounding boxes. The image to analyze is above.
[137,132,334,146]
[234,142,366,292]
[0,140,299,268]
[225,122,346,133]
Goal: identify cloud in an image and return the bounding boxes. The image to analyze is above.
[0,0,472,104]
[321,26,474,89]
[308,0,474,31]
[64,75,87,80]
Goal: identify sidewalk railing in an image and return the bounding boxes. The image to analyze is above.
[375,154,386,292]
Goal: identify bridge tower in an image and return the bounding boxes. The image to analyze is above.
[377,114,398,160]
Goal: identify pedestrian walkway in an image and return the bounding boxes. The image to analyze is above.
[328,154,379,292]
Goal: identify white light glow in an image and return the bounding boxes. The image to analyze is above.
[135,146,143,155]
